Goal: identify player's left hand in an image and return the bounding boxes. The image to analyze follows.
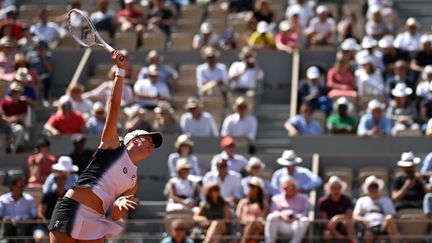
[114,195,138,211]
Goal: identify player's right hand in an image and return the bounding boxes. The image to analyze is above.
[112,50,127,69]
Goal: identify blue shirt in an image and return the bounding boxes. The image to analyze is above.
[137,65,178,86]
[241,176,277,197]
[357,113,392,136]
[286,115,321,135]
[86,116,105,134]
[0,192,37,220]
[43,173,78,194]
[271,166,322,193]
[421,152,432,174]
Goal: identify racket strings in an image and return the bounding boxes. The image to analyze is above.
[67,11,97,47]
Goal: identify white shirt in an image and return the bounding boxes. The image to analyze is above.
[210,151,248,173]
[355,68,385,96]
[196,63,228,89]
[167,153,201,177]
[353,196,395,227]
[228,61,264,90]
[221,113,257,140]
[307,17,335,36]
[83,81,134,107]
[0,192,37,220]
[30,22,62,45]
[168,177,196,198]
[180,111,219,137]
[192,33,220,48]
[394,32,421,51]
[90,10,116,23]
[202,170,242,200]
[72,99,93,116]
[416,81,432,100]
[133,78,171,107]
[355,50,384,71]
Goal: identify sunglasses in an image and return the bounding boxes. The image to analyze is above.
[174,227,185,231]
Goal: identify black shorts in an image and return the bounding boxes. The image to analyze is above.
[48,197,80,235]
[369,224,387,235]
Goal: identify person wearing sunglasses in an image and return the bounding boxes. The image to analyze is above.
[161,219,193,243]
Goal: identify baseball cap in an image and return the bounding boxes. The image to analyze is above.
[123,130,163,148]
[257,21,269,33]
[306,66,320,79]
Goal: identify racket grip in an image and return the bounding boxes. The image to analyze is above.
[104,45,125,62]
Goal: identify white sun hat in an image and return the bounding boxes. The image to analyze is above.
[277,150,302,166]
[397,152,421,167]
[362,175,384,194]
[391,83,412,97]
[324,176,348,193]
[361,36,378,49]
[340,38,360,51]
[52,156,78,172]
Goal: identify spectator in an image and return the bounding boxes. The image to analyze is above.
[64,84,93,119]
[385,60,416,97]
[68,134,94,175]
[43,156,79,194]
[355,55,385,97]
[265,176,310,243]
[0,6,23,41]
[0,110,13,153]
[9,67,38,106]
[416,65,432,102]
[326,97,357,134]
[228,47,264,94]
[180,96,219,137]
[134,64,171,109]
[365,6,390,40]
[248,21,275,50]
[411,34,432,72]
[166,158,200,213]
[286,11,306,46]
[83,65,134,107]
[221,96,257,141]
[203,157,242,204]
[326,54,357,98]
[0,36,16,79]
[168,134,201,178]
[284,102,321,137]
[1,82,28,152]
[152,101,181,135]
[306,5,335,47]
[357,99,391,136]
[193,183,232,243]
[27,138,56,188]
[337,13,361,42]
[241,156,277,197]
[124,104,152,133]
[116,0,145,47]
[219,28,238,51]
[90,0,116,39]
[0,174,37,240]
[29,9,63,48]
[137,50,178,89]
[210,136,248,174]
[298,66,331,114]
[394,17,421,52]
[339,38,359,68]
[356,36,384,71]
[196,47,228,97]
[236,176,269,243]
[379,35,411,77]
[26,40,53,103]
[252,0,275,26]
[275,20,302,54]
[192,22,220,52]
[146,0,174,42]
[86,102,106,135]
[392,152,426,211]
[318,176,356,243]
[13,53,40,87]
[353,176,400,243]
[161,219,194,243]
[284,0,313,28]
[271,150,322,194]
[44,96,86,136]
[387,83,419,135]
[221,0,253,13]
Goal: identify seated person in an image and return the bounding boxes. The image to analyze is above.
[355,55,385,97]
[298,66,331,114]
[248,21,275,50]
[193,183,232,243]
[219,28,238,51]
[68,134,95,175]
[221,97,257,141]
[387,83,419,135]
[326,55,357,98]
[236,177,269,243]
[137,50,178,89]
[416,65,432,102]
[357,99,391,137]
[27,138,56,188]
[265,176,310,243]
[305,6,335,47]
[86,102,106,135]
[284,102,321,137]
[168,134,201,178]
[64,84,93,119]
[134,64,171,109]
[318,176,356,243]
[180,97,219,137]
[210,136,248,174]
[44,96,86,136]
[146,0,174,41]
[241,157,277,197]
[228,47,263,94]
[90,0,116,39]
[166,158,200,213]
[275,20,302,53]
[410,34,432,72]
[327,97,357,134]
[353,176,400,243]
[43,156,79,194]
[392,152,427,211]
[152,101,181,135]
[192,22,220,52]
[385,60,416,98]
[116,0,145,47]
[196,47,228,97]
[161,219,194,243]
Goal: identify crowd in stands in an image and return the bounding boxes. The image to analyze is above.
[0,0,431,241]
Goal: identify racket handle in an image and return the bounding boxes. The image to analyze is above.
[103,44,125,62]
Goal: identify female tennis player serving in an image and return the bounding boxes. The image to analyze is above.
[48,51,163,242]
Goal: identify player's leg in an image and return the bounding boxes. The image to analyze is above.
[49,231,76,243]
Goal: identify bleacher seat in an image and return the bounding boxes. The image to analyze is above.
[57,36,81,49]
[397,208,429,242]
[175,19,199,33]
[115,33,137,50]
[180,5,204,19]
[143,33,165,51]
[170,33,193,50]
[207,5,227,19]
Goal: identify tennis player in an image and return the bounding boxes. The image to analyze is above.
[48,51,163,242]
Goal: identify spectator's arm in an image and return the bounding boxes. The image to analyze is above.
[37,203,47,222]
[284,119,298,137]
[209,115,220,137]
[220,117,229,137]
[421,153,432,176]
[356,116,368,136]
[44,123,60,136]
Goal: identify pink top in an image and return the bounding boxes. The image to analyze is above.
[326,68,356,91]
[275,32,299,48]
[270,193,310,217]
[237,198,266,224]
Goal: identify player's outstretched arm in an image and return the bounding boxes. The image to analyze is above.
[99,51,126,150]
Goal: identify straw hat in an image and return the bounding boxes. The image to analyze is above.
[340,38,360,51]
[391,83,412,97]
[203,46,219,58]
[9,82,23,92]
[246,156,266,172]
[146,50,162,62]
[362,175,384,194]
[397,152,421,167]
[247,176,265,191]
[233,96,248,111]
[238,46,256,60]
[52,156,78,172]
[175,158,192,172]
[184,96,203,110]
[154,101,174,114]
[279,20,292,32]
[174,134,194,150]
[406,17,419,28]
[277,150,302,166]
[378,35,395,49]
[147,64,160,76]
[92,101,105,113]
[14,67,31,82]
[324,176,347,193]
[200,22,213,34]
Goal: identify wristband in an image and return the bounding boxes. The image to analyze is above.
[115,68,125,77]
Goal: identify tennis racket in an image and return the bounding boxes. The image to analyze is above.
[66,8,124,61]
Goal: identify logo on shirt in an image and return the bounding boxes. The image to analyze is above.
[54,220,60,229]
[123,167,128,174]
[131,174,136,180]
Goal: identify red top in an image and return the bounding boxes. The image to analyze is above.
[46,111,85,134]
[326,67,356,91]
[116,9,143,23]
[27,153,57,187]
[1,98,28,117]
[0,19,23,41]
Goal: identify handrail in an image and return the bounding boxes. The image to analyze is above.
[289,49,300,118]
[68,48,92,89]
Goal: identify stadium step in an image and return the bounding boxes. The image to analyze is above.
[395,0,432,31]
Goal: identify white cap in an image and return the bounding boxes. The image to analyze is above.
[200,22,212,34]
[92,101,105,112]
[257,21,269,33]
[316,5,329,15]
[340,38,360,51]
[246,156,266,172]
[378,35,394,49]
[52,156,78,172]
[336,96,349,106]
[123,130,163,148]
[361,36,378,49]
[406,17,419,27]
[362,175,384,194]
[279,20,292,32]
[420,34,431,44]
[367,99,385,112]
[124,0,135,4]
[306,66,320,79]
[357,54,373,65]
[391,83,412,97]
[247,176,265,191]
[397,152,421,167]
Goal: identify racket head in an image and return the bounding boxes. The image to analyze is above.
[67,9,100,48]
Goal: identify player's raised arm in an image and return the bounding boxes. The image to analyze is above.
[100,51,126,149]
